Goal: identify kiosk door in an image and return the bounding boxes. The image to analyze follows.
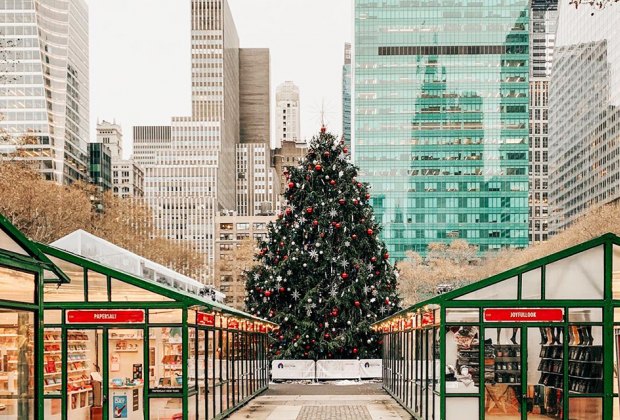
[107,328,144,420]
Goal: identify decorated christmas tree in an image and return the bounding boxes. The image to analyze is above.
[244,129,400,359]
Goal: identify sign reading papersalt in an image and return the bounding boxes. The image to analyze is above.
[66,310,145,324]
[196,312,215,326]
[484,308,563,322]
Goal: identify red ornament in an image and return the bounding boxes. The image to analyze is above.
[357,182,362,188]
[365,193,371,199]
[320,232,325,238]
[330,179,336,186]
[354,301,361,307]
[312,220,319,227]
[331,221,337,227]
[367,229,374,235]
[352,348,358,354]
[305,345,310,350]
[353,199,359,205]
[371,256,377,263]
[288,182,294,189]
[335,223,342,229]
[279,242,284,247]
[311,339,316,344]
[276,350,281,355]
[375,270,381,276]
[279,287,285,293]
[264,290,271,297]
[338,198,345,205]
[278,213,283,219]
[385,298,390,304]
[351,234,358,240]
[315,164,322,171]
[383,253,390,260]
[341,272,349,280]
[343,147,349,153]
[279,335,284,340]
[283,255,288,261]
[306,207,313,214]
[285,208,292,215]
[324,333,330,339]
[304,352,309,357]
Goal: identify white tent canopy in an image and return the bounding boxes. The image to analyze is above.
[51,229,225,303]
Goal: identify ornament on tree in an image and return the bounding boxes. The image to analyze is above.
[243,129,400,360]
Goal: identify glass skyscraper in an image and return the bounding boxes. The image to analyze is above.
[353,0,530,258]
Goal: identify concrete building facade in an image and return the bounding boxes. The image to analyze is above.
[0,0,90,184]
[548,3,620,232]
[214,214,273,309]
[528,0,558,244]
[342,43,352,146]
[275,81,301,147]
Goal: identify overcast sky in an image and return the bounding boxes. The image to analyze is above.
[88,0,352,156]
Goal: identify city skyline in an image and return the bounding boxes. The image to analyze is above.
[88,0,352,156]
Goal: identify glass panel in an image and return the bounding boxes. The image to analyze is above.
[108,329,144,420]
[568,308,603,323]
[446,397,479,420]
[149,309,182,324]
[110,278,173,302]
[0,266,35,303]
[568,397,602,419]
[149,398,182,419]
[522,268,542,300]
[198,330,207,418]
[44,399,62,420]
[188,394,196,420]
[485,327,522,419]
[456,276,518,300]
[613,245,620,299]
[149,327,182,392]
[43,328,62,396]
[44,256,84,302]
[0,228,28,255]
[66,329,102,419]
[87,270,108,302]
[527,327,563,418]
[546,246,604,300]
[568,325,603,394]
[188,327,196,389]
[44,310,62,325]
[446,308,479,323]
[445,325,479,394]
[0,310,34,419]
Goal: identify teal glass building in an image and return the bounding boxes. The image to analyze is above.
[354,0,530,258]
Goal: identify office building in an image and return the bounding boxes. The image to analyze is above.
[354,0,530,258]
[239,48,270,145]
[236,143,279,216]
[548,4,620,232]
[272,140,307,201]
[275,81,301,147]
[88,143,112,192]
[0,0,90,184]
[133,126,172,167]
[96,121,144,199]
[528,0,558,244]
[215,214,273,309]
[343,43,352,146]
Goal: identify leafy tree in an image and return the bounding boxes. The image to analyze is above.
[244,129,400,359]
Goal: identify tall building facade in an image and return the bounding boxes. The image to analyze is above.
[354,0,530,258]
[275,81,301,147]
[0,0,90,184]
[135,0,274,282]
[342,43,352,146]
[528,0,558,243]
[548,5,620,232]
[88,143,112,192]
[96,121,144,199]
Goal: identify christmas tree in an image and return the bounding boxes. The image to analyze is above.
[244,129,400,359]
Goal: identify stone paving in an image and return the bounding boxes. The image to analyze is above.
[227,382,412,420]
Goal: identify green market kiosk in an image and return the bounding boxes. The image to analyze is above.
[0,214,275,420]
[374,233,620,420]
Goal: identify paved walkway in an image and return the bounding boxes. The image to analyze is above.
[227,382,412,420]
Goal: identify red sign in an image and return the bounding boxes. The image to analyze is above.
[228,319,240,330]
[258,324,267,333]
[246,322,255,332]
[404,319,413,330]
[197,312,215,326]
[422,312,435,326]
[66,309,145,324]
[484,308,564,323]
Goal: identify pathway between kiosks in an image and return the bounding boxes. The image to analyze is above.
[227,382,412,419]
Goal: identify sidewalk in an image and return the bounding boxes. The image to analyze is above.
[227,382,413,420]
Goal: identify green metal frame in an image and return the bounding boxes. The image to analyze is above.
[0,214,275,420]
[374,233,620,419]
